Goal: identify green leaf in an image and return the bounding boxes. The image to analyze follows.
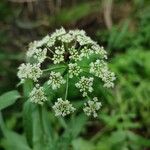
[70,114,88,138]
[72,138,95,150]
[0,90,20,110]
[0,112,31,150]
[1,131,31,150]
[127,131,150,147]
[32,106,44,150]
[23,100,35,147]
[32,106,51,150]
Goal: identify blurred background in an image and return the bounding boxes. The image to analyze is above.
[0,0,150,149]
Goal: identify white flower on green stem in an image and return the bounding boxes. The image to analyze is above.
[90,59,107,76]
[17,63,42,82]
[48,71,66,90]
[52,98,76,116]
[102,70,116,88]
[91,44,107,59]
[80,46,94,59]
[83,97,102,117]
[69,46,82,61]
[52,46,65,64]
[18,27,116,117]
[68,63,82,78]
[27,48,47,64]
[90,59,115,88]
[77,34,95,46]
[29,84,47,105]
[75,76,94,97]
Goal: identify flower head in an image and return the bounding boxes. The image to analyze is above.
[51,27,66,39]
[90,59,115,88]
[27,48,47,64]
[17,63,42,82]
[17,28,116,117]
[29,84,47,105]
[80,46,94,59]
[52,46,65,64]
[58,33,74,43]
[68,63,82,78]
[52,98,76,116]
[75,76,94,97]
[83,97,102,117]
[69,46,82,61]
[48,71,65,90]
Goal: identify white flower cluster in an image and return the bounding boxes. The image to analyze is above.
[48,71,66,90]
[90,59,116,88]
[27,48,47,64]
[17,27,115,117]
[83,97,102,117]
[80,46,93,58]
[75,76,94,97]
[68,63,82,78]
[91,45,107,59]
[30,84,47,105]
[17,63,42,82]
[69,46,82,61]
[52,98,76,116]
[52,46,65,64]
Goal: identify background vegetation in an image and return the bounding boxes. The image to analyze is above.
[0,0,150,150]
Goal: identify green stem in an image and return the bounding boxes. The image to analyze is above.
[47,56,53,61]
[65,73,69,100]
[43,66,66,72]
[46,46,55,54]
[0,112,6,134]
[86,95,91,100]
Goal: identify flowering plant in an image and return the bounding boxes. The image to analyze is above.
[18,27,115,117]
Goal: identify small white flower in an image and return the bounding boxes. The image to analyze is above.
[28,64,43,82]
[90,59,115,88]
[48,71,65,90]
[52,98,76,116]
[52,46,65,64]
[68,63,82,78]
[69,46,82,61]
[103,71,116,88]
[91,45,107,59]
[75,76,94,97]
[69,29,86,38]
[58,33,74,43]
[80,46,94,59]
[83,97,102,117]
[77,35,95,46]
[29,84,47,105]
[17,63,42,82]
[40,35,51,46]
[47,37,56,47]
[51,27,66,39]
[17,63,31,82]
[90,59,107,77]
[27,48,47,64]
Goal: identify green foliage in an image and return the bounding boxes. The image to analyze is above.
[0,0,150,150]
[53,2,100,26]
[0,91,20,110]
